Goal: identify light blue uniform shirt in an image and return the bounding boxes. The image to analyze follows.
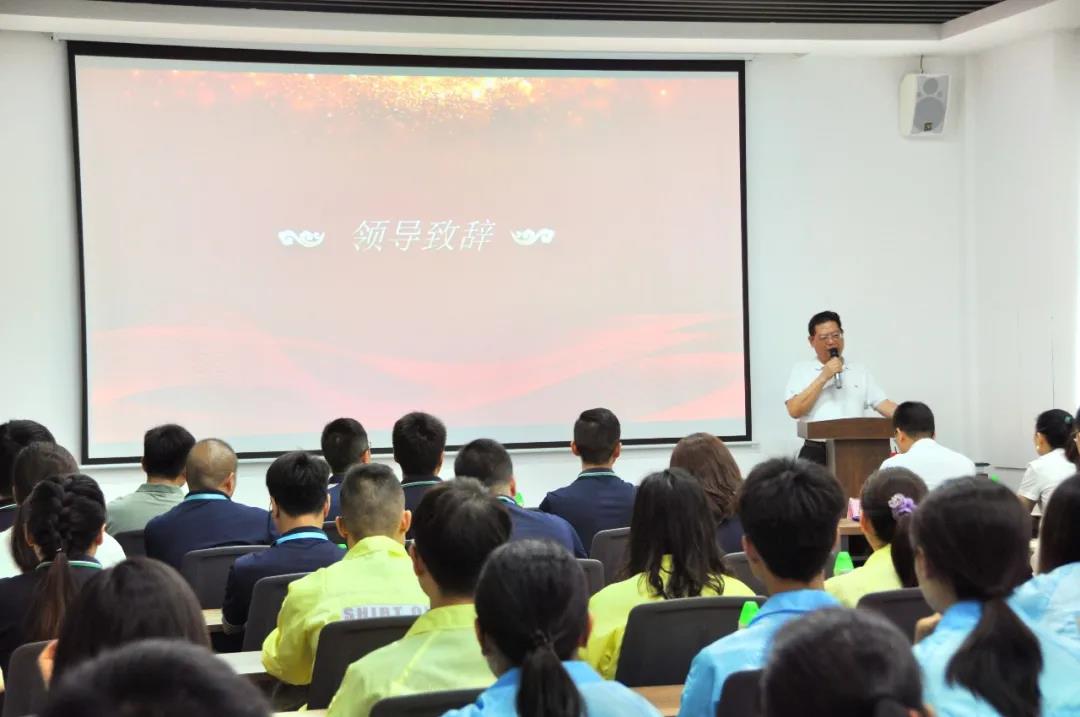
[1011,563,1080,652]
[443,661,660,717]
[914,600,1080,717]
[678,590,840,717]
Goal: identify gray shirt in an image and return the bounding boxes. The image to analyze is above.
[106,483,185,535]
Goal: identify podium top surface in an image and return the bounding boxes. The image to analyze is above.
[797,417,893,440]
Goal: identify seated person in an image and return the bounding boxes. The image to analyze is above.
[322,418,371,521]
[1013,474,1080,651]
[825,467,928,607]
[0,474,108,674]
[540,408,635,552]
[679,458,845,717]
[763,608,929,717]
[144,438,276,570]
[879,402,975,490]
[585,468,754,679]
[222,451,345,634]
[454,438,585,558]
[326,478,511,717]
[261,463,427,687]
[392,411,447,517]
[670,432,745,553]
[0,419,54,531]
[446,540,661,717]
[41,640,271,717]
[106,423,194,535]
[1018,409,1078,512]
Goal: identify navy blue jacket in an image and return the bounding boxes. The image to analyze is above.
[327,473,345,521]
[402,475,441,539]
[539,469,636,554]
[144,490,276,571]
[221,526,344,629]
[497,496,587,558]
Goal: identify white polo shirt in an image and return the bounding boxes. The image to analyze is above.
[785,359,888,421]
[879,438,976,490]
[1018,448,1077,509]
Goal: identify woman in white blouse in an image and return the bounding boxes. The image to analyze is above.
[1018,409,1079,512]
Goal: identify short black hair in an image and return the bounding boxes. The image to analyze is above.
[340,463,404,538]
[0,419,55,498]
[738,458,845,582]
[320,418,369,475]
[573,408,620,464]
[454,439,513,489]
[412,478,511,597]
[392,412,447,476]
[893,401,935,438]
[807,311,842,338]
[266,451,331,517]
[142,424,196,479]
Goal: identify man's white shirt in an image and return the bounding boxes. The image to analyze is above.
[785,359,887,421]
[879,438,976,490]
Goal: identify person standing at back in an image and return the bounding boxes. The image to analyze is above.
[321,418,371,521]
[144,438,276,571]
[879,402,975,490]
[106,424,195,535]
[392,411,447,516]
[540,408,635,552]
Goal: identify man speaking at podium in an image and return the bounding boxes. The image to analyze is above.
[785,311,897,464]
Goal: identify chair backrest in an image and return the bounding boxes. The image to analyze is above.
[721,552,766,595]
[241,572,310,651]
[180,545,270,609]
[114,529,146,557]
[307,615,417,709]
[323,520,344,545]
[370,688,484,717]
[577,558,605,596]
[856,588,933,643]
[1,641,49,717]
[615,595,766,687]
[716,669,763,717]
[589,527,630,585]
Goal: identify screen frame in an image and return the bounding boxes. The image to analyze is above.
[68,41,751,464]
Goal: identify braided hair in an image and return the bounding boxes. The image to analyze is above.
[24,474,106,641]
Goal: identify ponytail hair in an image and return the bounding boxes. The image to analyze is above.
[860,468,927,587]
[474,541,587,717]
[1036,409,1074,451]
[911,477,1041,717]
[24,474,106,641]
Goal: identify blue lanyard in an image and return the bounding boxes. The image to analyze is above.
[184,493,228,502]
[496,496,517,506]
[274,531,329,546]
[579,471,618,479]
[36,559,102,571]
[405,480,441,488]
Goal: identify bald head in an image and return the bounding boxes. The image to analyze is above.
[185,439,237,493]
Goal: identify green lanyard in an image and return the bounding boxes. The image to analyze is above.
[36,559,102,571]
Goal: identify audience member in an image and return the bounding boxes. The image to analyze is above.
[585,468,753,678]
[763,608,929,717]
[392,411,447,517]
[678,458,845,717]
[825,467,927,607]
[540,408,635,552]
[0,474,107,674]
[0,419,54,531]
[454,438,585,558]
[262,463,426,687]
[144,438,275,570]
[326,478,511,717]
[106,424,194,535]
[1013,473,1080,651]
[222,452,344,634]
[912,477,1080,716]
[445,540,661,717]
[879,402,975,489]
[1017,409,1076,512]
[41,640,271,717]
[321,418,370,520]
[669,432,744,553]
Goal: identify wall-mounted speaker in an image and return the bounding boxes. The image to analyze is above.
[900,74,949,136]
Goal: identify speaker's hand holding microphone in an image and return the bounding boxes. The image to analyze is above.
[826,348,844,389]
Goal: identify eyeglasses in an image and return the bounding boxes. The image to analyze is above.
[814,332,844,342]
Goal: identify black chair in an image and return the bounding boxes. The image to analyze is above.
[1,641,49,717]
[615,595,766,687]
[589,527,630,585]
[716,668,762,717]
[577,558,605,596]
[114,529,146,557]
[857,588,934,643]
[370,688,483,717]
[323,520,344,545]
[721,552,766,595]
[307,615,418,709]
[241,571,310,651]
[180,545,270,609]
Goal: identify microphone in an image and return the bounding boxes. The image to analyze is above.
[829,348,843,389]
